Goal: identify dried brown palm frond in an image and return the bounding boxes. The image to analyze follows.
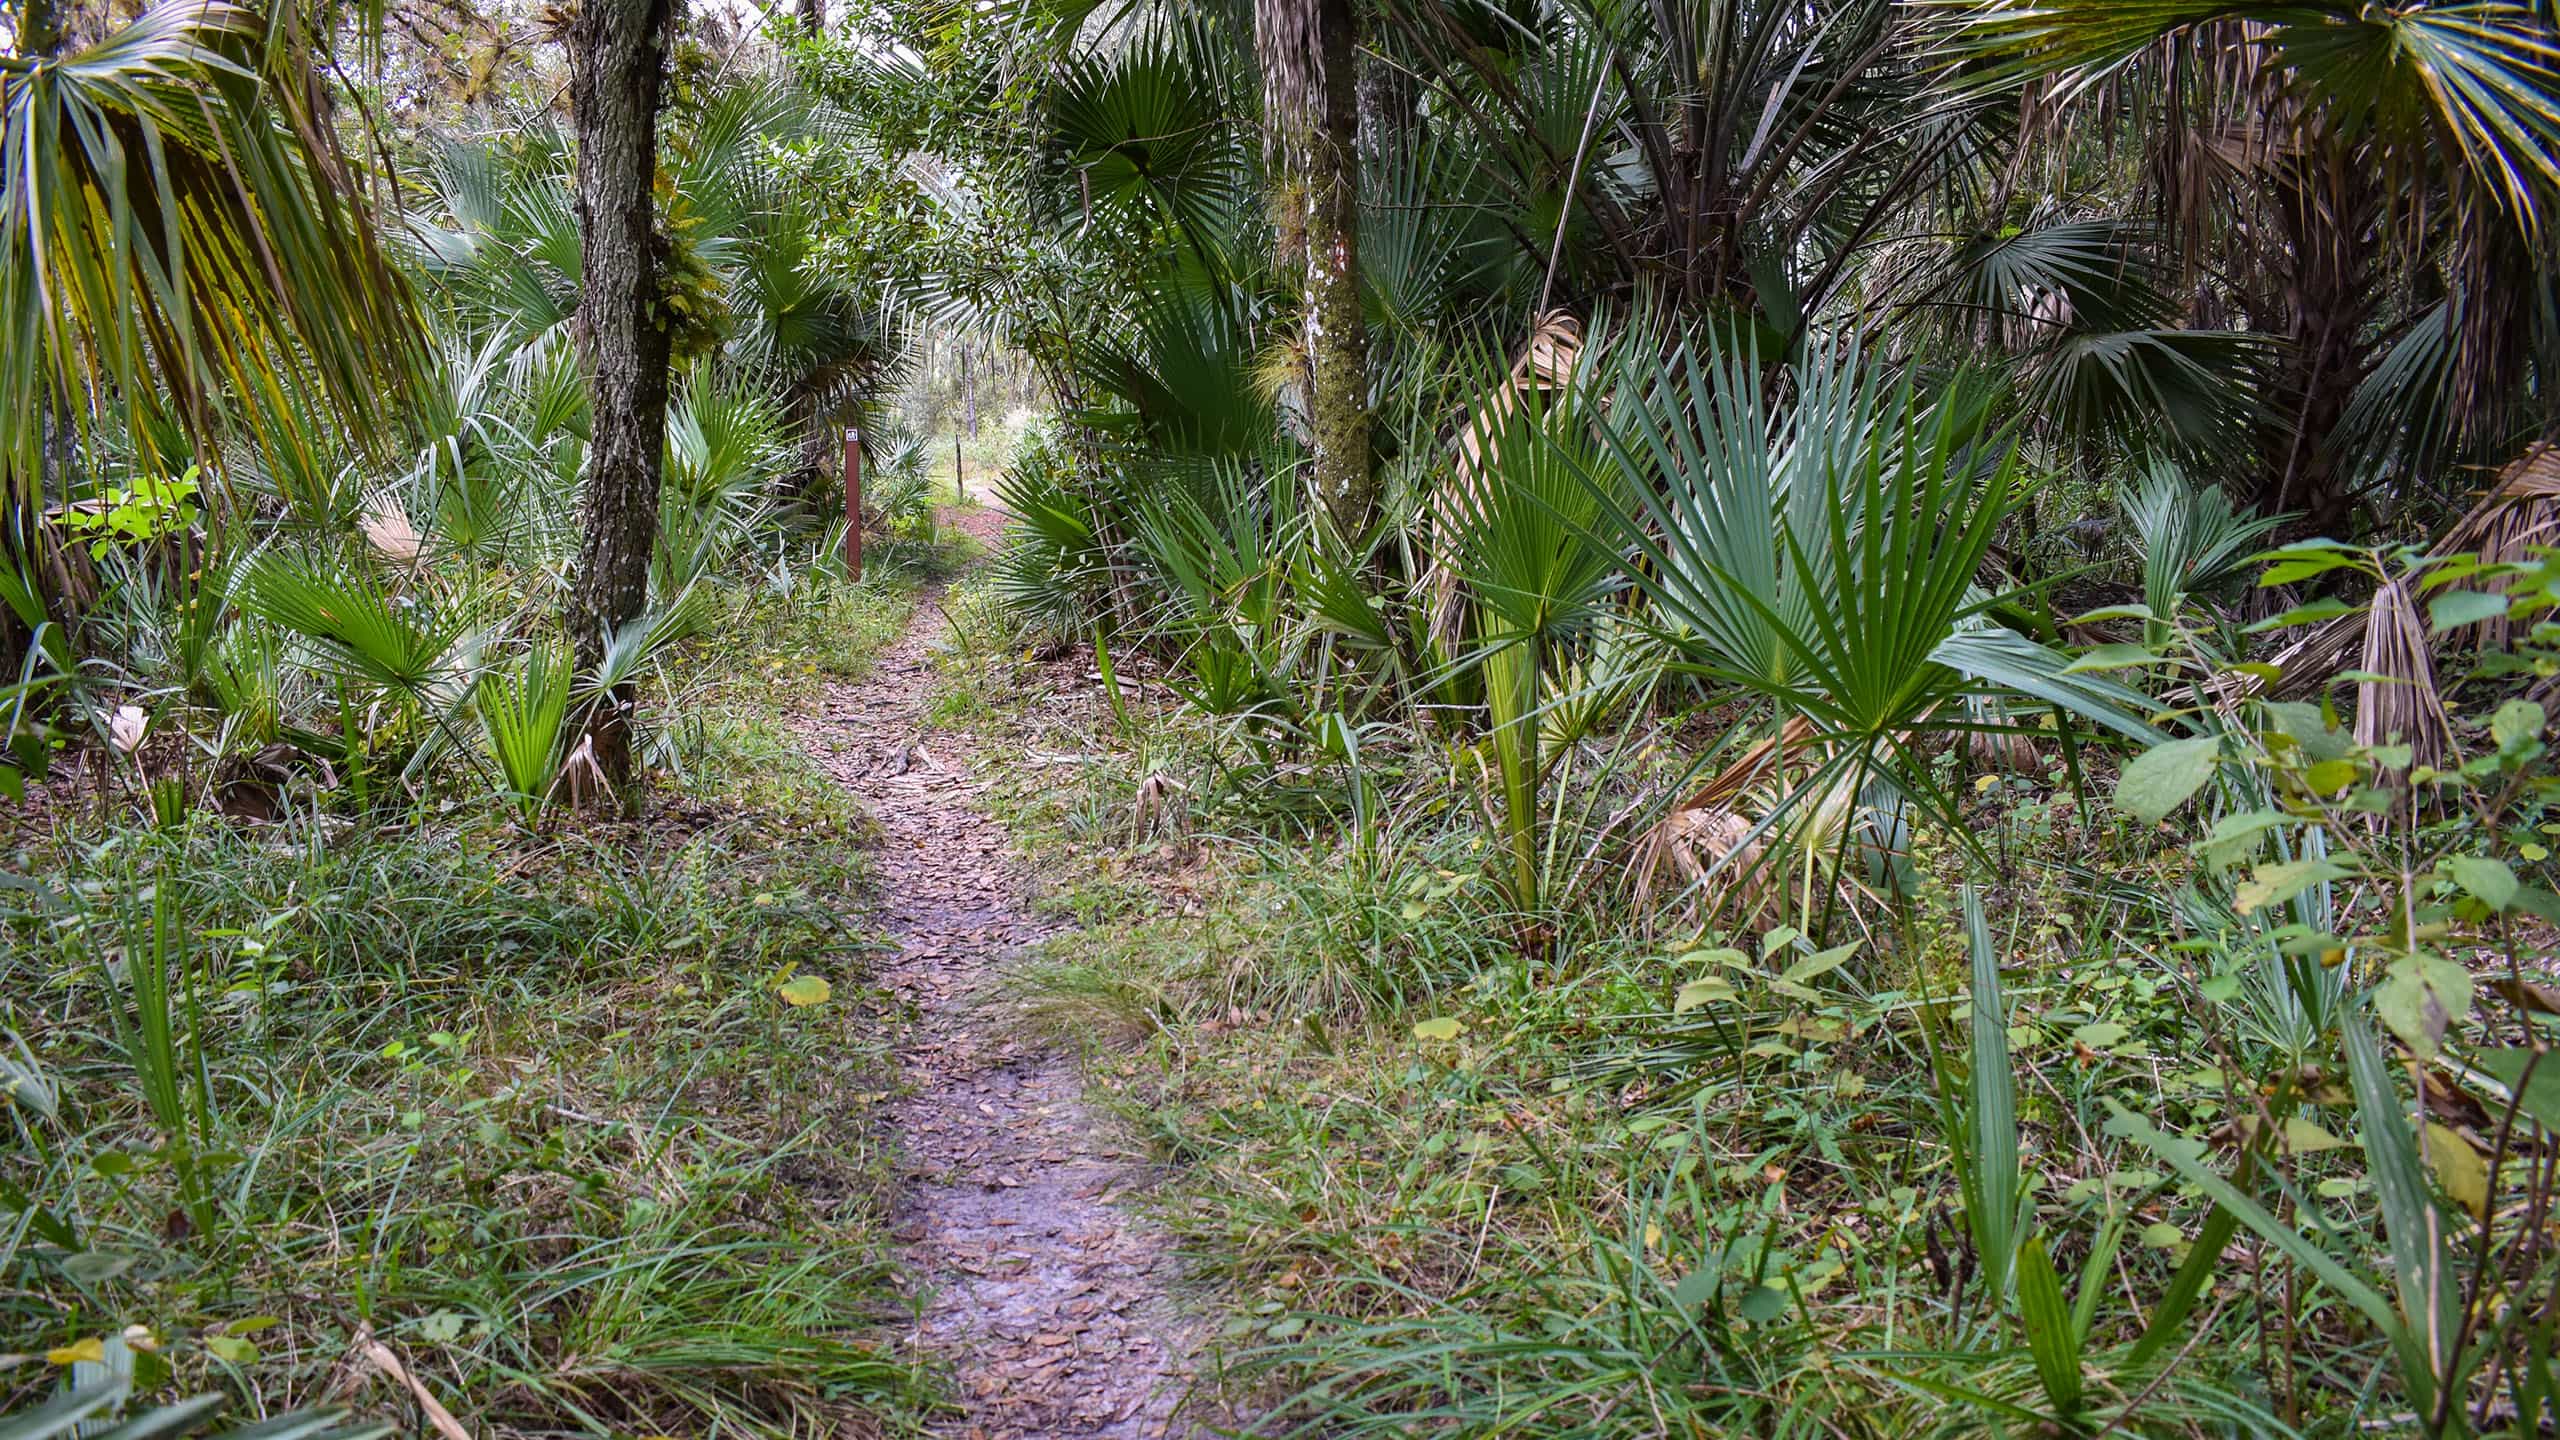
[2463,441,2560,650]
[1631,715,1818,925]
[559,734,610,812]
[360,494,427,571]
[2355,571,2452,773]
[1671,714,1820,815]
[1963,725,2043,772]
[1635,804,1774,930]
[1128,770,1191,850]
[1425,311,1585,653]
[106,704,148,755]
[2235,444,2560,704]
[1253,0,1323,161]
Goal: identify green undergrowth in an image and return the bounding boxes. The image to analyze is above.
[923,581,2430,1437]
[2,576,937,1439]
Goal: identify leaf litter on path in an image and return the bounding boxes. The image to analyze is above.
[799,555,1204,1439]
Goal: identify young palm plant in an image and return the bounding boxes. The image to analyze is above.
[1586,334,2159,914]
[475,641,575,824]
[2121,460,2289,639]
[1445,342,1620,915]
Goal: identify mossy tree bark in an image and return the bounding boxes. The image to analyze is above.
[566,0,678,806]
[1260,0,1373,541]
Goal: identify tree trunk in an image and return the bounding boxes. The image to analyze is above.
[1259,0,1373,541]
[2259,146,2377,536]
[1355,41,1413,166]
[795,0,823,36]
[18,0,61,57]
[25,0,67,510]
[565,0,677,807]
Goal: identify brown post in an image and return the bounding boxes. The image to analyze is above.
[840,427,863,582]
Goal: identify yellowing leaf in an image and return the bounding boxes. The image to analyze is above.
[2365,953,2467,1055]
[2425,1122,2490,1220]
[2280,1116,2351,1153]
[1411,1017,1463,1042]
[1674,978,1737,1014]
[2236,858,2350,915]
[2375,951,2474,1058]
[778,976,831,1007]
[2492,700,2544,753]
[46,1337,104,1366]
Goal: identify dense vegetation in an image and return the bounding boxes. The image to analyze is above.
[6,0,2560,1434]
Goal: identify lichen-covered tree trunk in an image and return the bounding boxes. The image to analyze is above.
[1260,0,1373,541]
[566,0,677,806]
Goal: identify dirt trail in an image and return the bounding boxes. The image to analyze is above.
[801,514,1200,1439]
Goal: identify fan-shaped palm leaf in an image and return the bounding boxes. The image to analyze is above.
[0,0,419,509]
[1585,333,2159,845]
[1039,17,1250,247]
[475,639,573,822]
[1935,0,2560,233]
[243,552,453,694]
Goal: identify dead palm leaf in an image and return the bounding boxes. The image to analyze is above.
[1426,311,1583,652]
[359,494,427,571]
[2355,570,2453,774]
[1631,715,1817,923]
[2250,444,2560,700]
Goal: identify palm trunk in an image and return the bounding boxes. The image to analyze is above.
[566,0,677,807]
[2260,147,2377,535]
[1354,41,1411,165]
[18,0,61,56]
[1482,632,1542,913]
[1260,0,1373,541]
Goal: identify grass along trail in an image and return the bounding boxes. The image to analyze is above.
[801,515,1201,1439]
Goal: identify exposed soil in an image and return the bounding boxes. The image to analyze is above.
[801,510,1202,1439]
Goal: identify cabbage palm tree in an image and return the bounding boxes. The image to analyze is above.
[1257,0,1375,538]
[1366,0,2002,321]
[0,0,419,522]
[1938,0,2560,528]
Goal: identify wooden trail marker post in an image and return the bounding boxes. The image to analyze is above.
[840,427,863,582]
